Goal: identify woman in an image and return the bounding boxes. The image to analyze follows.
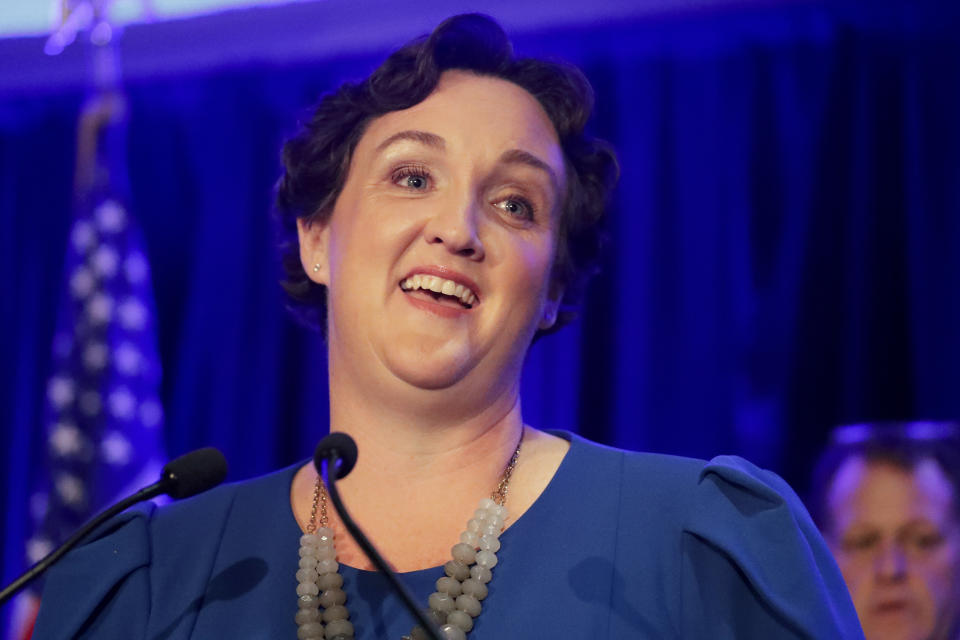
[34,14,862,639]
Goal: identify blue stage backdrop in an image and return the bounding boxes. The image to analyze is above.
[1,1,959,620]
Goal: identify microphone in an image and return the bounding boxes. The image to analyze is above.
[0,447,228,606]
[313,433,444,640]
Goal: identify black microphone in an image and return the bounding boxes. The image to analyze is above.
[0,447,228,606]
[314,433,444,640]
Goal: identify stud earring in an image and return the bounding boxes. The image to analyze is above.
[312,263,321,273]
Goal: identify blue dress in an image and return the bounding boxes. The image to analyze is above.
[34,432,863,639]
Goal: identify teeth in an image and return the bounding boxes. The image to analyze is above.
[400,274,478,307]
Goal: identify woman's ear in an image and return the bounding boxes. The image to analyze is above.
[538,282,564,331]
[297,216,331,285]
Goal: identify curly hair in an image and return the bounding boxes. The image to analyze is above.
[274,13,619,335]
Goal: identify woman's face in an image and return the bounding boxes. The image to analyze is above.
[826,457,960,640]
[300,71,565,397]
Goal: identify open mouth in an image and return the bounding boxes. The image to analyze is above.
[399,274,478,309]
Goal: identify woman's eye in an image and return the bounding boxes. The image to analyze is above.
[391,166,431,191]
[403,175,427,189]
[495,197,535,221]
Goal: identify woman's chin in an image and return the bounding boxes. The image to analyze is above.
[381,348,476,392]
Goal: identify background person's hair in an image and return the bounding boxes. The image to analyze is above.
[274,13,619,335]
[808,421,960,536]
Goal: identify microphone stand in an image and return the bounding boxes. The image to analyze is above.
[318,454,444,640]
[0,482,163,606]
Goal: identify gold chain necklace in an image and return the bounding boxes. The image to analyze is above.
[296,431,523,640]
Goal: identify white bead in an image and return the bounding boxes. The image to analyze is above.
[473,509,490,522]
[455,593,482,617]
[297,582,319,597]
[295,608,320,625]
[480,522,500,537]
[459,530,480,547]
[475,550,498,569]
[478,535,500,552]
[317,572,344,590]
[470,565,492,584]
[440,623,467,640]
[299,557,318,570]
[298,594,320,608]
[316,527,334,542]
[317,558,339,574]
[296,568,318,583]
[444,560,470,581]
[300,533,320,547]
[428,591,455,613]
[466,518,483,533]
[299,546,317,558]
[322,604,349,622]
[461,578,488,600]
[436,576,462,596]
[315,545,337,561]
[297,622,324,639]
[410,627,430,640]
[451,543,476,565]
[324,619,354,637]
[446,609,474,632]
[478,497,497,511]
[318,588,347,607]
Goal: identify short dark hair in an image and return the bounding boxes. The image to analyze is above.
[274,13,618,334]
[808,421,960,535]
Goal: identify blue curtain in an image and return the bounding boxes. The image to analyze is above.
[2,1,959,607]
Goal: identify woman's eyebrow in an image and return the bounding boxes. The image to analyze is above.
[375,130,446,153]
[499,148,560,190]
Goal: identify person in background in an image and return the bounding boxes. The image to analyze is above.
[810,422,960,640]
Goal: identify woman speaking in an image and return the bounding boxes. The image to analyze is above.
[33,13,862,640]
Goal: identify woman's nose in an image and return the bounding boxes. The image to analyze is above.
[421,197,485,260]
[874,542,908,583]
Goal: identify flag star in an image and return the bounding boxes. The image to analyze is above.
[86,293,114,324]
[47,377,75,408]
[124,251,149,284]
[108,387,136,420]
[26,537,54,564]
[49,421,83,457]
[83,342,108,372]
[140,399,163,428]
[91,246,119,278]
[70,267,95,300]
[70,220,97,252]
[118,298,147,330]
[79,390,101,416]
[115,342,141,375]
[101,431,132,466]
[94,200,126,233]
[55,473,86,507]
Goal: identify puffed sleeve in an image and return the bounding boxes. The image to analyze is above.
[32,504,155,640]
[680,455,863,639]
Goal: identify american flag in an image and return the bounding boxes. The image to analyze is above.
[11,94,166,639]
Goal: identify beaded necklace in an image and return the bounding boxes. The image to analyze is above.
[295,434,523,640]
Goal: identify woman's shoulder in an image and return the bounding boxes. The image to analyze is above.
[555,431,863,638]
[34,463,300,639]
[559,430,808,517]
